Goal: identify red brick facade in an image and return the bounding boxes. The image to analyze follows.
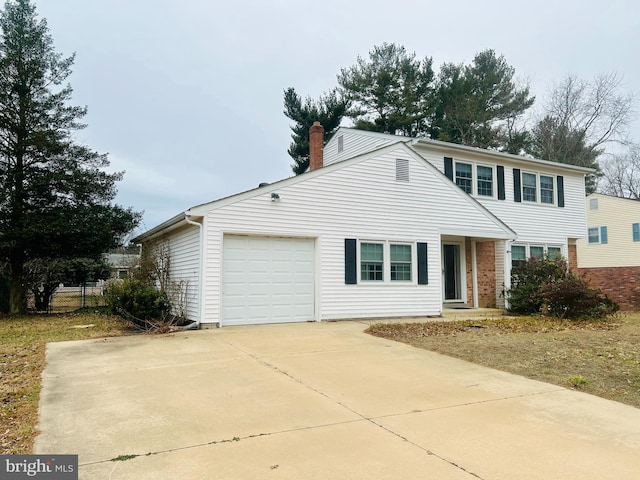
[578,266,640,311]
[476,241,497,308]
[463,239,497,308]
[567,244,577,271]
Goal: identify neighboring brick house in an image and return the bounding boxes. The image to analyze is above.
[133,125,592,327]
[577,193,640,310]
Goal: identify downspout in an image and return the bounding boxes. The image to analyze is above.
[185,213,204,328]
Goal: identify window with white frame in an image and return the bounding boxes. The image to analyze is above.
[522,172,537,202]
[455,162,473,193]
[511,244,563,268]
[588,226,608,244]
[390,244,412,281]
[589,198,598,210]
[540,175,554,204]
[360,243,384,281]
[359,241,414,283]
[454,161,495,197]
[476,165,493,197]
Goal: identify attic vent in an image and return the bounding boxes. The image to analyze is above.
[337,135,344,153]
[589,198,598,210]
[396,158,409,182]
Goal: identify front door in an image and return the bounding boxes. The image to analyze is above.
[443,244,462,301]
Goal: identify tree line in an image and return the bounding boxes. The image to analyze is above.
[284,43,637,196]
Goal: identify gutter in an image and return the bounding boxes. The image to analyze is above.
[184,212,204,329]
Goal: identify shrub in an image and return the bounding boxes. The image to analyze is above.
[507,256,568,314]
[506,255,618,320]
[105,278,171,321]
[540,274,619,319]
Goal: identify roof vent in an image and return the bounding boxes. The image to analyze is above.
[258,182,270,188]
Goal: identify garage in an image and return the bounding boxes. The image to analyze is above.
[222,235,315,326]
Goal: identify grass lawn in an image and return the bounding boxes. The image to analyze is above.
[0,311,131,454]
[367,312,640,409]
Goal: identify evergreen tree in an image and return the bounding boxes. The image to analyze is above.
[337,43,435,137]
[432,49,534,150]
[283,87,347,174]
[0,0,140,313]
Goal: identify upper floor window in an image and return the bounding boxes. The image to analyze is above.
[540,175,554,204]
[633,223,640,242]
[477,165,493,197]
[588,226,608,244]
[455,162,473,193]
[589,198,598,210]
[454,161,494,197]
[522,173,537,202]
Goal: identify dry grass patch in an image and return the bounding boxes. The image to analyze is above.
[366,313,640,408]
[0,311,131,454]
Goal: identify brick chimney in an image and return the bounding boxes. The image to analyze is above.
[309,121,324,171]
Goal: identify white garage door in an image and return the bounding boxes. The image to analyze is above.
[222,235,315,326]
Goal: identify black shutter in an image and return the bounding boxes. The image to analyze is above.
[557,175,565,208]
[444,157,453,181]
[345,239,357,284]
[497,165,505,200]
[513,168,521,203]
[417,242,428,285]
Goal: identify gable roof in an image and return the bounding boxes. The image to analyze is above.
[328,127,594,174]
[134,142,516,243]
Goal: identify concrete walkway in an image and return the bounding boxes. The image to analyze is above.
[35,320,640,479]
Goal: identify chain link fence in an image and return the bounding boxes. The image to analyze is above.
[27,282,107,313]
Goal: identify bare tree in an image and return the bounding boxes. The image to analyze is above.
[599,146,640,199]
[529,73,637,193]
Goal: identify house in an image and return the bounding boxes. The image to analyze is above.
[132,123,591,327]
[576,193,640,309]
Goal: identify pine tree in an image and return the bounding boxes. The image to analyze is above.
[283,87,347,174]
[0,0,140,313]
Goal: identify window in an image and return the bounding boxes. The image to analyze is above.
[589,198,598,210]
[477,165,493,197]
[455,162,472,193]
[361,243,383,281]
[337,135,344,153]
[511,245,526,268]
[512,244,563,267]
[634,223,640,242]
[548,247,562,259]
[588,226,608,244]
[390,244,412,281]
[522,173,537,202]
[530,246,544,258]
[540,175,554,204]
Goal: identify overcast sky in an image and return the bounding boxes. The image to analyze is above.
[33,0,640,235]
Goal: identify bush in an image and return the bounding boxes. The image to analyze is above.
[506,255,618,319]
[507,256,568,315]
[540,275,619,319]
[105,278,171,321]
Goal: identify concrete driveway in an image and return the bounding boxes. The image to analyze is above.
[36,320,640,479]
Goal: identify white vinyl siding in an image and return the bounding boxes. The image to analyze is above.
[415,145,587,252]
[199,146,512,324]
[323,129,399,166]
[152,225,200,321]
